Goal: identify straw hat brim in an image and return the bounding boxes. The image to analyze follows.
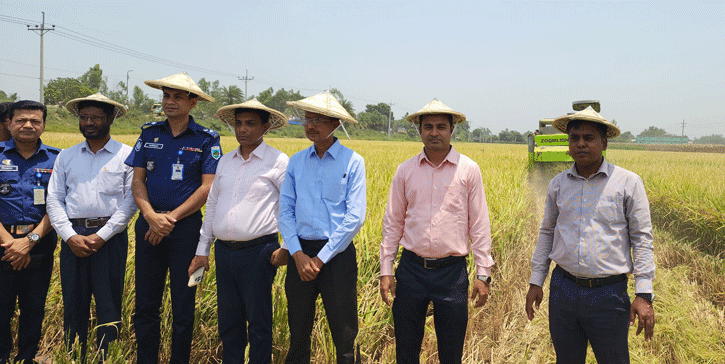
[65,93,127,118]
[553,109,621,138]
[406,110,466,125]
[286,92,357,124]
[405,99,466,125]
[214,100,287,130]
[144,73,214,102]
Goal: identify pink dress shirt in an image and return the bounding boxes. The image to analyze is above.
[380,147,494,276]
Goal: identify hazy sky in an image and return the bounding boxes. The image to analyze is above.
[1,1,723,138]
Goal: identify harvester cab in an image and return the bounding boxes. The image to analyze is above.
[528,100,605,168]
[151,103,164,120]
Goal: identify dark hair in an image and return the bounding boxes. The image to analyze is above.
[9,100,47,122]
[419,113,453,129]
[566,119,608,139]
[0,102,12,122]
[78,100,116,117]
[234,108,270,124]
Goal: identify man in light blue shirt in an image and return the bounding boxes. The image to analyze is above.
[46,93,137,361]
[273,91,366,364]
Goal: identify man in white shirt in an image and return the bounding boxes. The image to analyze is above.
[47,93,137,360]
[188,99,288,364]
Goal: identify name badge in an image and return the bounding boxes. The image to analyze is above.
[0,165,18,172]
[144,143,164,149]
[171,163,184,181]
[34,187,45,205]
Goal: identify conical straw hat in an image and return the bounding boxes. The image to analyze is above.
[144,72,214,102]
[214,98,287,130]
[286,91,357,123]
[406,99,466,125]
[65,92,127,118]
[552,106,620,138]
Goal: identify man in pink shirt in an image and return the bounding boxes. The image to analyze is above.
[379,100,494,364]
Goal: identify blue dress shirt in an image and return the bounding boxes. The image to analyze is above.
[124,117,221,211]
[0,139,60,225]
[279,138,366,263]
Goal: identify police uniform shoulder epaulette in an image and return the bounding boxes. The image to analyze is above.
[47,146,61,154]
[200,127,220,139]
[141,121,163,130]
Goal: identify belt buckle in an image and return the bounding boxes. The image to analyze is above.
[85,218,102,228]
[423,258,435,269]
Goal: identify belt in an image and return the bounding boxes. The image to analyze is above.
[70,217,110,229]
[556,265,627,288]
[3,224,37,235]
[218,233,278,250]
[403,249,466,269]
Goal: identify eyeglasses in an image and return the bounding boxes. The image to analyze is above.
[79,115,105,123]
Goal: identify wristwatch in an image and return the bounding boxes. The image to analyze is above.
[27,232,40,244]
[476,275,492,285]
[635,293,655,303]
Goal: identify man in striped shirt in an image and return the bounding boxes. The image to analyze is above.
[525,107,655,363]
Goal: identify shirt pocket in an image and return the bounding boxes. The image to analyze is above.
[323,174,348,203]
[98,170,125,196]
[594,194,623,223]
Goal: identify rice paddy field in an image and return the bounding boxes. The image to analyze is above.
[22,132,725,363]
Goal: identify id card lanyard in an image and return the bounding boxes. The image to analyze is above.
[171,149,184,181]
[33,171,45,205]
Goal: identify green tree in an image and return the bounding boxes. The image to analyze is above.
[221,85,243,105]
[78,64,105,92]
[612,131,635,142]
[638,126,671,137]
[329,88,355,117]
[694,134,725,145]
[255,87,304,113]
[132,86,154,112]
[453,121,469,141]
[44,78,94,105]
[356,108,387,132]
[0,90,17,103]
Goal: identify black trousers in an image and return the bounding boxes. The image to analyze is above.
[392,251,469,364]
[284,240,358,364]
[549,265,631,364]
[0,231,56,364]
[215,237,279,364]
[134,211,201,364]
[60,225,128,359]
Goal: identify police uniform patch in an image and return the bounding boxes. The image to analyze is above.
[135,139,142,152]
[211,146,221,160]
[147,160,156,171]
[0,183,11,195]
[144,143,164,149]
[2,159,10,165]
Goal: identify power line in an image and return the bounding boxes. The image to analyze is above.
[27,12,54,103]
[0,72,39,79]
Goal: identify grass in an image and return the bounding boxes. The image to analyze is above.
[6,132,724,363]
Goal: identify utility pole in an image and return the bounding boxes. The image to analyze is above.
[126,70,133,104]
[387,100,394,139]
[27,12,55,104]
[681,119,686,144]
[238,69,254,100]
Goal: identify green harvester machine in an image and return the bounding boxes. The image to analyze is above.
[528,100,605,168]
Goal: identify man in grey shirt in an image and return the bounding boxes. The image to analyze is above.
[525,107,655,363]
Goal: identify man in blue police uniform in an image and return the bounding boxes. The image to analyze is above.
[0,100,60,364]
[124,73,221,364]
